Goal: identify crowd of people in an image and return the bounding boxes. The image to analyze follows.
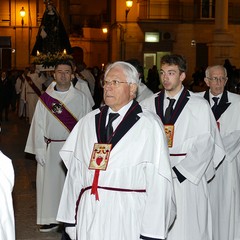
[0,61,104,127]
[0,54,240,240]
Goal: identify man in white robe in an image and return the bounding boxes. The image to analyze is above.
[0,151,15,240]
[25,60,91,232]
[57,61,176,240]
[70,60,95,108]
[23,64,46,124]
[140,54,225,240]
[77,62,95,96]
[198,65,240,240]
[74,74,95,108]
[15,68,27,118]
[125,59,154,102]
[136,82,154,102]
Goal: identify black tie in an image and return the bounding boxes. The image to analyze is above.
[212,97,219,114]
[106,113,120,140]
[165,97,176,124]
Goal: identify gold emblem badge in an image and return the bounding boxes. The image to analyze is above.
[164,125,174,148]
[89,143,112,170]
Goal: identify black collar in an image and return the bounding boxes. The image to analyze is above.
[155,87,190,124]
[204,90,231,120]
[95,100,142,148]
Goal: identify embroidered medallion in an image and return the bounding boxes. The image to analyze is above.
[89,143,112,170]
[52,102,63,114]
[164,125,174,148]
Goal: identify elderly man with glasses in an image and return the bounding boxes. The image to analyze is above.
[57,61,176,240]
[199,65,240,240]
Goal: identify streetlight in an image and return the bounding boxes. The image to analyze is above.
[20,7,26,27]
[102,27,108,34]
[124,0,133,60]
[125,0,133,21]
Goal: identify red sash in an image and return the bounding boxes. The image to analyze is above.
[40,92,78,132]
[25,75,41,97]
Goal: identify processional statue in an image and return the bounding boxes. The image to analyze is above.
[31,0,72,56]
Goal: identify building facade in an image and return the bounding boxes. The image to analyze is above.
[0,0,240,84]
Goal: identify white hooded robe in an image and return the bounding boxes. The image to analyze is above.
[199,90,240,240]
[25,82,91,224]
[57,106,176,240]
[0,151,15,240]
[141,90,225,240]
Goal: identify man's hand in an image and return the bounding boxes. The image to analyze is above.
[35,155,45,166]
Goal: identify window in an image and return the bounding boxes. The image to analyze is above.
[145,32,159,42]
[0,0,10,26]
[201,0,215,18]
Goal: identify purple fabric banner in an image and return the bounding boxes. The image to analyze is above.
[40,92,78,132]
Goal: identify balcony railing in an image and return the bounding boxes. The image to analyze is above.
[138,1,240,24]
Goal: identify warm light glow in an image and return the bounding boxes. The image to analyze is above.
[125,0,133,20]
[102,28,108,34]
[20,7,26,18]
[126,0,133,9]
[37,50,40,56]
[63,49,67,54]
[145,32,160,42]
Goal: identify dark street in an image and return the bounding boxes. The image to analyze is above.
[0,111,61,239]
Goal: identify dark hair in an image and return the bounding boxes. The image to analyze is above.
[161,54,187,73]
[54,59,73,71]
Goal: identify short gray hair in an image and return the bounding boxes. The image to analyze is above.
[104,61,140,86]
[205,65,227,78]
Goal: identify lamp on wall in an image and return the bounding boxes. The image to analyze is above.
[20,7,26,26]
[191,40,196,47]
[102,27,108,34]
[125,0,133,21]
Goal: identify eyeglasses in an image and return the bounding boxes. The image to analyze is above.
[103,80,129,88]
[206,76,228,82]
